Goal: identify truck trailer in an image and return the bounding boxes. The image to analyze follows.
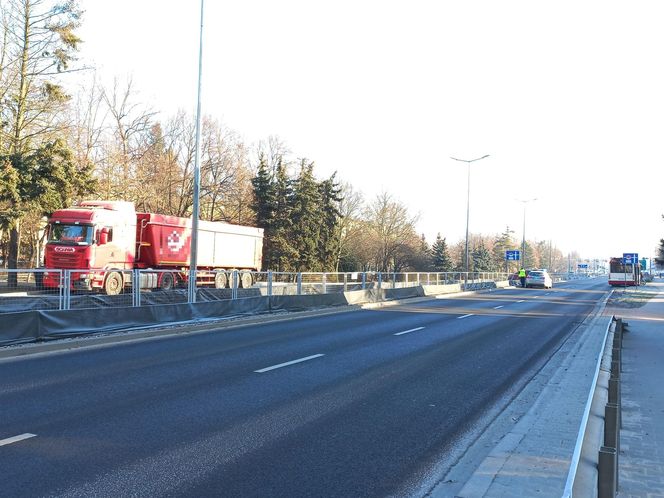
[43,200,264,294]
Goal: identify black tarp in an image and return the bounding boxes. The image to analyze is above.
[0,283,485,347]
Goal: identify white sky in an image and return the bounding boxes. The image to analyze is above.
[76,1,664,262]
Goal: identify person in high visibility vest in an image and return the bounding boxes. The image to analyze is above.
[518,268,527,288]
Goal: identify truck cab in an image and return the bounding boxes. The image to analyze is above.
[43,201,137,292]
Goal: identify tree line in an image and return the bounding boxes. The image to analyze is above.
[1,0,575,277]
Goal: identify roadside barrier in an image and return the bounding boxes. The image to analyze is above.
[0,276,507,347]
[598,317,627,498]
[561,315,625,498]
[562,314,613,498]
[0,269,510,314]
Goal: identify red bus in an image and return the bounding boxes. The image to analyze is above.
[608,257,641,286]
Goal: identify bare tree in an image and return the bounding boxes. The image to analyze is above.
[335,182,364,271]
[364,192,419,272]
[97,76,157,200]
[0,0,83,276]
[67,74,106,172]
[255,135,292,176]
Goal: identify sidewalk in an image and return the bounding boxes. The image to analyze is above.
[605,280,664,497]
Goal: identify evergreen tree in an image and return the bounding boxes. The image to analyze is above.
[317,173,342,271]
[432,233,453,272]
[290,160,321,271]
[492,226,515,272]
[656,239,664,269]
[522,241,536,269]
[472,239,495,271]
[414,234,433,271]
[270,159,297,271]
[655,215,664,268]
[250,154,276,270]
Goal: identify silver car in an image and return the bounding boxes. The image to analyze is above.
[525,270,553,289]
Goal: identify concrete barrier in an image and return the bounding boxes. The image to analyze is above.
[422,284,462,295]
[0,282,500,347]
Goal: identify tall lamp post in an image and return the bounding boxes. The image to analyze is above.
[187,0,205,303]
[450,155,490,279]
[517,198,537,269]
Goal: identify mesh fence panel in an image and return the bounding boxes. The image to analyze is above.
[0,270,513,314]
[0,269,61,313]
[67,269,134,310]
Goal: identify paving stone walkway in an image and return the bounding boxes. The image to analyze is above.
[607,281,664,498]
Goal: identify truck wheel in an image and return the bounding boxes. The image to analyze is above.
[240,271,253,288]
[160,272,175,291]
[214,271,228,289]
[104,272,123,295]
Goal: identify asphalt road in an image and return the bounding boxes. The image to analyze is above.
[0,278,609,497]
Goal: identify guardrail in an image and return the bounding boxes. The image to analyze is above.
[562,314,625,498]
[0,269,510,313]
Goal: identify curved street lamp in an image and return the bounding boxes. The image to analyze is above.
[450,155,490,276]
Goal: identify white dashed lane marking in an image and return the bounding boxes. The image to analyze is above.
[0,433,36,447]
[394,327,425,336]
[255,354,325,373]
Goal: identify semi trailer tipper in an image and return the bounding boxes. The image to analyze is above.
[43,200,263,294]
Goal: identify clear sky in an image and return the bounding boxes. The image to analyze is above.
[77,1,664,262]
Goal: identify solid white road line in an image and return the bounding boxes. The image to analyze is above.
[493,305,504,309]
[255,354,325,373]
[0,433,36,447]
[394,327,425,336]
[458,314,474,319]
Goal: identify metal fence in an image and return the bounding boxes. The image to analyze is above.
[0,269,510,314]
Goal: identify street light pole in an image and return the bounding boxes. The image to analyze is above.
[517,198,537,269]
[187,0,205,303]
[450,155,490,279]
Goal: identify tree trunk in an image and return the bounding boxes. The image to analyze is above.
[7,221,20,288]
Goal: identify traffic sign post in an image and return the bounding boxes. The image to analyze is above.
[505,250,520,273]
[622,253,638,264]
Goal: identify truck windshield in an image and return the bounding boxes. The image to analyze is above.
[48,224,93,245]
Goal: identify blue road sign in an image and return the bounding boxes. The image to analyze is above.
[623,252,638,264]
[578,264,588,269]
[505,250,520,261]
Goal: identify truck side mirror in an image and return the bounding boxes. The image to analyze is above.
[99,227,109,245]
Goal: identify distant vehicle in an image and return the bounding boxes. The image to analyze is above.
[608,257,641,286]
[525,269,553,289]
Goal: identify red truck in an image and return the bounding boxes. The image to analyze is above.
[42,200,264,294]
